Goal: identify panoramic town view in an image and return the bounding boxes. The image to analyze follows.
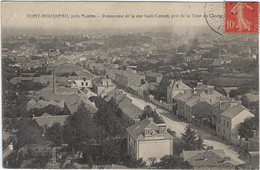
[2,2,259,170]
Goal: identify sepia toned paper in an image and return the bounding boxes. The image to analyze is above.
[1,2,259,169]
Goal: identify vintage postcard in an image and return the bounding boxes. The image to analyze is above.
[1,2,259,169]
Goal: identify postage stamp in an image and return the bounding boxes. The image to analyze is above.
[225,2,258,33]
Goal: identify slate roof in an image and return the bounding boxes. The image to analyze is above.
[74,69,95,79]
[185,96,200,107]
[118,97,142,120]
[126,119,173,141]
[181,149,244,167]
[245,93,259,102]
[29,93,97,114]
[105,89,126,103]
[177,93,193,102]
[172,80,191,90]
[221,105,250,119]
[138,83,156,91]
[33,115,69,127]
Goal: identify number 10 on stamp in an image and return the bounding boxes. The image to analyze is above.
[225,2,258,33]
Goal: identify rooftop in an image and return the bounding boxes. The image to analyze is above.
[118,97,142,120]
[33,114,69,127]
[181,149,244,167]
[126,118,173,141]
[221,105,251,119]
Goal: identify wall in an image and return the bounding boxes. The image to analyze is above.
[231,110,254,130]
[74,79,93,88]
[128,134,137,159]
[138,139,173,165]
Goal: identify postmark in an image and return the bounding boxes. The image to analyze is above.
[204,3,225,35]
[225,2,258,33]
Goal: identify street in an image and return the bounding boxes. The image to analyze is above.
[124,92,245,166]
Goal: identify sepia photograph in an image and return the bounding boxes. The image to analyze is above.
[1,2,259,169]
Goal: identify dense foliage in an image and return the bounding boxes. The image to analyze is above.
[181,125,205,151]
[139,105,165,124]
[154,155,192,169]
[238,116,259,140]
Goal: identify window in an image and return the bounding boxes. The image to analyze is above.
[227,121,229,128]
[81,82,84,86]
[218,126,220,132]
[85,82,88,86]
[224,119,225,126]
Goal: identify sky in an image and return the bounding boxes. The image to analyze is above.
[2,2,224,31]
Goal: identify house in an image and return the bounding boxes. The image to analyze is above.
[126,118,173,165]
[115,71,145,88]
[175,92,193,117]
[70,77,93,88]
[145,72,163,84]
[27,99,65,111]
[180,148,244,169]
[29,93,97,115]
[92,77,116,95]
[78,88,97,99]
[117,97,142,124]
[137,83,156,98]
[33,113,69,127]
[105,89,142,124]
[194,83,223,105]
[211,97,233,127]
[175,82,224,123]
[104,89,126,103]
[167,80,191,103]
[184,96,212,122]
[216,104,254,144]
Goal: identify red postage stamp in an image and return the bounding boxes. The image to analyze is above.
[225,2,258,33]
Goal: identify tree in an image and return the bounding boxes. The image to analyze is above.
[25,154,51,168]
[155,155,191,169]
[154,76,171,101]
[15,119,48,149]
[139,105,165,124]
[46,123,64,146]
[122,155,146,168]
[63,103,105,151]
[195,134,205,150]
[181,125,197,150]
[238,117,259,140]
[92,96,129,137]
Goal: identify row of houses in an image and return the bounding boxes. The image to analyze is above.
[104,89,142,124]
[167,80,255,145]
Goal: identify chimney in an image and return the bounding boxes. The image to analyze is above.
[193,88,197,94]
[159,126,165,134]
[52,69,56,94]
[144,127,151,137]
[158,124,166,135]
[207,85,214,95]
